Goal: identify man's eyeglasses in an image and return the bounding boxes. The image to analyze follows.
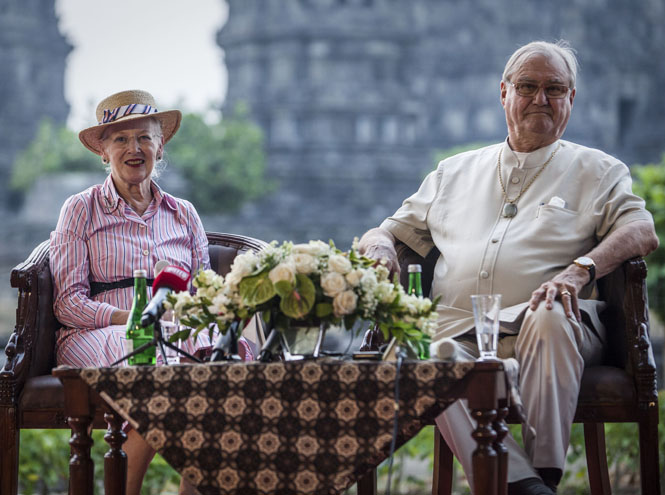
[508,81,571,99]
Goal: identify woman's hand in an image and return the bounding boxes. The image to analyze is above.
[110,309,130,326]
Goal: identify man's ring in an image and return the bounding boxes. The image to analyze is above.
[561,290,571,297]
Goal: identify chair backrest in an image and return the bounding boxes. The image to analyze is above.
[2,232,268,400]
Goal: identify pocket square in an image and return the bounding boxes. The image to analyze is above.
[548,196,566,208]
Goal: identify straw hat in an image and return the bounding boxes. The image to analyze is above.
[78,89,181,155]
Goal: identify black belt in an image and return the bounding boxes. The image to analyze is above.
[89,278,154,297]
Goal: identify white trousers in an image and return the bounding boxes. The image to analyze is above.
[435,302,606,486]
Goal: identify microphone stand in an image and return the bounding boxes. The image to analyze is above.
[111,320,202,367]
[258,311,283,363]
[210,320,243,362]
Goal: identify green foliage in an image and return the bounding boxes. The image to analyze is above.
[9,106,272,215]
[10,118,98,192]
[19,429,179,494]
[632,156,665,322]
[167,105,273,213]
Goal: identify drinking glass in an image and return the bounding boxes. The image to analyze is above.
[160,310,182,364]
[470,294,501,360]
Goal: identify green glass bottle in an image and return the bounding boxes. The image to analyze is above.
[407,264,423,297]
[407,264,430,359]
[125,269,156,365]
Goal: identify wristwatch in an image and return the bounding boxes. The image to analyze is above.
[573,256,596,284]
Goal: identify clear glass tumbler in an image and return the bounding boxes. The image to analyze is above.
[470,294,501,360]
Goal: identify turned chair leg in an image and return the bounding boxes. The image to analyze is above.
[638,411,661,495]
[583,423,611,495]
[432,430,454,495]
[357,469,377,495]
[0,406,20,495]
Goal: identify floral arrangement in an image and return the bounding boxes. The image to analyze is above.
[167,239,439,356]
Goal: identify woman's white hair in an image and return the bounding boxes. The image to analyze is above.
[502,40,579,89]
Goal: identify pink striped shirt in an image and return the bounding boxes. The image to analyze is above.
[50,174,210,349]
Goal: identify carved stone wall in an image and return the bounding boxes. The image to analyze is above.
[0,0,71,210]
[217,0,665,246]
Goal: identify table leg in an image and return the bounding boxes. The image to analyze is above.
[65,377,95,495]
[104,411,127,495]
[471,407,497,495]
[356,469,377,495]
[493,402,509,495]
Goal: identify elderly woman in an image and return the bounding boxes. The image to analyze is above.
[50,89,249,495]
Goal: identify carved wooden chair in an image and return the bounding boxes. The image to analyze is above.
[359,241,660,495]
[412,242,660,495]
[0,232,268,495]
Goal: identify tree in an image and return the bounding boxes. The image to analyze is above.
[10,118,98,192]
[10,107,271,214]
[632,155,665,322]
[167,105,272,213]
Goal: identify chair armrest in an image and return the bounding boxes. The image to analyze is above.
[621,258,658,406]
[1,240,53,405]
[598,257,658,406]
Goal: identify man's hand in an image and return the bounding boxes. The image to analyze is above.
[528,264,590,321]
[357,228,400,277]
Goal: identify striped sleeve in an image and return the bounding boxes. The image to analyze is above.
[50,195,116,329]
[185,199,210,275]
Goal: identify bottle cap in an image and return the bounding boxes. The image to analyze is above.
[133,269,147,278]
[408,264,422,273]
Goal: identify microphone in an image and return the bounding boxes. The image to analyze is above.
[140,265,190,327]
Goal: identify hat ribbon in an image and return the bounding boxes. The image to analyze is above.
[100,103,158,124]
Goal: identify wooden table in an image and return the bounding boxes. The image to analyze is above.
[54,359,509,495]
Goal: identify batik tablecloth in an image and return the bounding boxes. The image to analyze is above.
[76,359,475,495]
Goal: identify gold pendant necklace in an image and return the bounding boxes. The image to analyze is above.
[497,143,560,218]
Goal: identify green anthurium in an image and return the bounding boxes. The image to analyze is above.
[239,271,276,305]
[274,279,295,297]
[279,274,316,319]
[315,302,333,318]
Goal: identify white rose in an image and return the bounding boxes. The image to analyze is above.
[328,254,352,274]
[333,290,358,316]
[321,271,347,296]
[269,262,296,285]
[230,252,257,277]
[293,253,318,274]
[345,269,363,287]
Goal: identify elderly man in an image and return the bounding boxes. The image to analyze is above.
[358,40,658,495]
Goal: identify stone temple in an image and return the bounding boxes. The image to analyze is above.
[215,0,665,247]
[0,0,71,211]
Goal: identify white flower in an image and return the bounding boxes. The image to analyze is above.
[293,240,330,257]
[374,264,390,281]
[360,270,378,291]
[375,281,396,304]
[328,254,352,274]
[230,251,258,278]
[269,262,296,285]
[321,271,347,297]
[345,269,363,287]
[333,290,357,316]
[293,253,318,274]
[208,293,232,316]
